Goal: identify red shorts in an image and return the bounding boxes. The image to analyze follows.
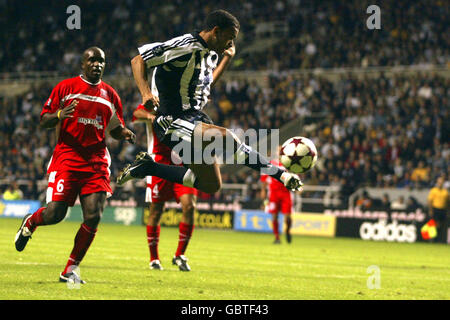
[146,132,197,203]
[46,170,112,207]
[265,192,292,214]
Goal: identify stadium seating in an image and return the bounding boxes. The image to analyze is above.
[0,0,448,205]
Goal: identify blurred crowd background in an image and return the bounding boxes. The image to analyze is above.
[0,0,448,207]
[1,0,448,73]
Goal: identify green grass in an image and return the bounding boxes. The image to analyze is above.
[0,217,449,300]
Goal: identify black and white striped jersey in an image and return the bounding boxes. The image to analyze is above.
[138,32,218,118]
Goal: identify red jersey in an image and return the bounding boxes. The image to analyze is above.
[42,76,125,174]
[260,159,291,196]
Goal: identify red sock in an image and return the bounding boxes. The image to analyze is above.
[62,223,97,275]
[147,225,160,261]
[272,218,280,240]
[26,207,46,232]
[175,222,194,256]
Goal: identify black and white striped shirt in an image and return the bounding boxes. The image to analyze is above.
[138,32,218,118]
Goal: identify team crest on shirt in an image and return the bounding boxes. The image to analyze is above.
[151,45,164,57]
[100,88,108,99]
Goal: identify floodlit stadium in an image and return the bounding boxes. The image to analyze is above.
[0,0,448,304]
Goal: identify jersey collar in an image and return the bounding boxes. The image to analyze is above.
[80,74,102,86]
[193,31,209,49]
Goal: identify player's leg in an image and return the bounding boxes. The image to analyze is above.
[15,202,69,252]
[173,192,197,271]
[188,162,222,194]
[271,213,281,244]
[281,193,293,244]
[266,198,281,243]
[59,191,106,283]
[15,170,77,251]
[284,214,292,244]
[147,202,164,270]
[192,122,303,191]
[117,121,302,192]
[59,172,111,283]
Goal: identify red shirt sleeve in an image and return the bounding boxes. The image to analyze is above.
[108,88,125,129]
[132,104,148,122]
[41,82,62,120]
[113,91,125,127]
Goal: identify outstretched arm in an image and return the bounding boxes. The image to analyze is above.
[110,126,136,144]
[211,42,235,88]
[133,107,156,122]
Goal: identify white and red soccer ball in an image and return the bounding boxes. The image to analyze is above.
[280,136,318,174]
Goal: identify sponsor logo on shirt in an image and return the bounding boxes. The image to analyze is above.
[78,116,103,129]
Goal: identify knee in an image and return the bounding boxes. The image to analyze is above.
[183,202,196,215]
[45,205,68,224]
[52,210,67,224]
[148,208,163,225]
[83,208,103,228]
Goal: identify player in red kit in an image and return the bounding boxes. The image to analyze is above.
[14,47,135,284]
[260,157,293,244]
[133,103,197,271]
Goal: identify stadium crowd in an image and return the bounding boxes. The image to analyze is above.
[1,0,448,206]
[1,0,448,75]
[1,72,448,203]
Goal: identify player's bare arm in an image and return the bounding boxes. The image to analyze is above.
[211,41,235,88]
[133,107,156,122]
[40,99,78,129]
[131,55,160,109]
[110,126,136,144]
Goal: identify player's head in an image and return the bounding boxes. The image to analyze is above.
[81,47,106,83]
[202,10,240,54]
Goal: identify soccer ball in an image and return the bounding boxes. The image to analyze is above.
[280,136,318,173]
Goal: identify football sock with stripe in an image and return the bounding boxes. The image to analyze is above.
[147,225,160,261]
[62,223,97,275]
[26,207,46,232]
[175,222,194,256]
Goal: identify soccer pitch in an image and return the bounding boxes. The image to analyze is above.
[0,218,449,300]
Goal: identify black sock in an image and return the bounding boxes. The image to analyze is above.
[234,143,284,181]
[132,160,189,185]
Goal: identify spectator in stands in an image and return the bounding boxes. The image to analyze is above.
[2,182,24,200]
[391,196,407,210]
[355,190,372,210]
[1,1,448,73]
[380,193,391,211]
[406,196,421,211]
[411,161,430,186]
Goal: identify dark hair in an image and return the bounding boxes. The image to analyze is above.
[204,9,240,31]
